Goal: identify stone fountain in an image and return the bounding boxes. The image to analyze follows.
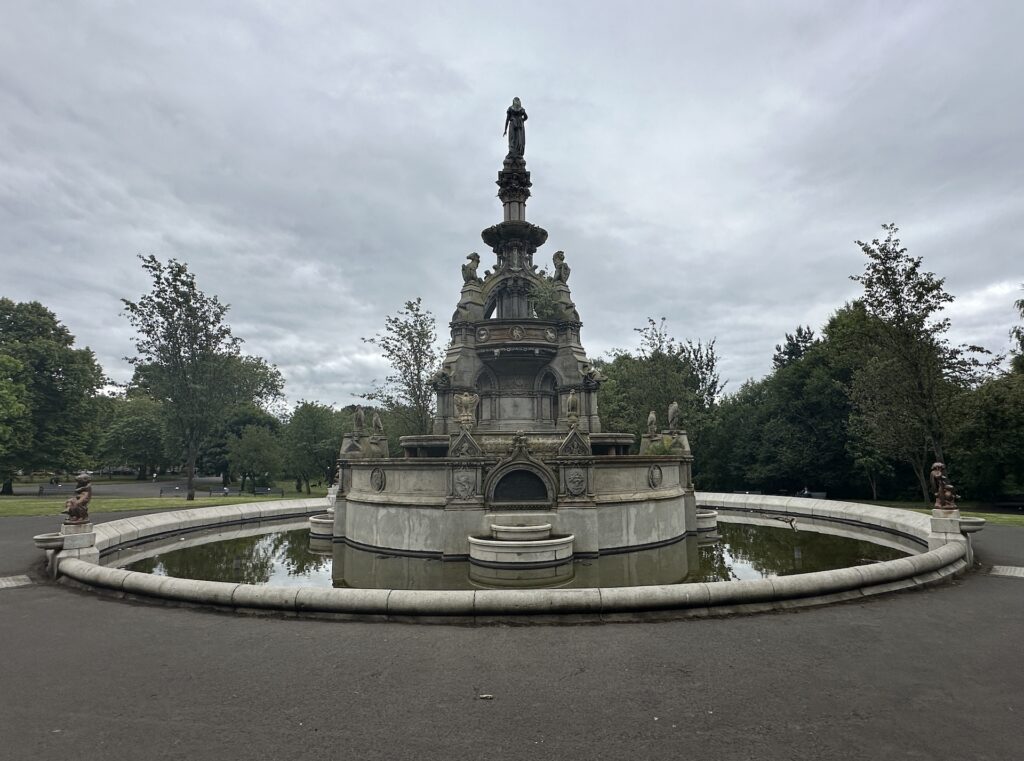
[314,99,697,580]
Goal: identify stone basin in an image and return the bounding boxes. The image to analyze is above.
[469,533,574,567]
[491,523,552,541]
[33,532,65,550]
[696,510,719,533]
[308,513,334,538]
[959,516,986,534]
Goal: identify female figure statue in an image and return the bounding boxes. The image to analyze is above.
[503,97,527,157]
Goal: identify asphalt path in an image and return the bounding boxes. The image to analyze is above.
[0,510,1021,761]
[9,475,224,498]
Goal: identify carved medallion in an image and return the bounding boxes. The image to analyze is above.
[510,325,525,340]
[476,327,489,341]
[544,328,557,342]
[565,466,586,497]
[647,464,663,489]
[370,467,386,492]
[453,467,476,499]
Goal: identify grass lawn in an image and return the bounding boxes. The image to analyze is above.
[0,487,328,518]
[861,500,1024,527]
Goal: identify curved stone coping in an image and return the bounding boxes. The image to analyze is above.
[696,492,932,544]
[91,498,328,555]
[57,493,969,619]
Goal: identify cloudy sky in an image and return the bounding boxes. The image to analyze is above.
[2,1,1022,406]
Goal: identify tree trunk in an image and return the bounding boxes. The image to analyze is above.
[911,460,929,504]
[304,478,310,495]
[295,477,302,493]
[867,472,878,501]
[1,477,12,496]
[186,447,197,501]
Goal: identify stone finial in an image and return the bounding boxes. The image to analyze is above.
[668,401,680,431]
[646,410,657,434]
[353,405,365,432]
[372,410,385,435]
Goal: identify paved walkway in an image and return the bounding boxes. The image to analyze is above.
[0,511,1021,761]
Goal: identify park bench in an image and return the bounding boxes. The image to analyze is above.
[207,487,244,497]
[252,486,284,497]
[796,491,827,499]
[37,484,76,497]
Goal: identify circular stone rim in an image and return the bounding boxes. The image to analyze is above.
[52,494,971,621]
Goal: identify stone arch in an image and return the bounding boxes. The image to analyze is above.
[484,461,556,509]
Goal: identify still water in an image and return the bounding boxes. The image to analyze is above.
[118,520,909,590]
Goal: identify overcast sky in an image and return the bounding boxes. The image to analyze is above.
[2,1,1022,407]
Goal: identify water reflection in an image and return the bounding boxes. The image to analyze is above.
[121,520,907,591]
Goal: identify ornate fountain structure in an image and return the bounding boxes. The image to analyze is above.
[324,100,697,570]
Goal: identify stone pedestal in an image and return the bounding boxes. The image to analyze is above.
[339,432,390,459]
[638,431,690,455]
[39,522,99,579]
[927,508,972,565]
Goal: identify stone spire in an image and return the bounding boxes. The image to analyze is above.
[480,99,549,317]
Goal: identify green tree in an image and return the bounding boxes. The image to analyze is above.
[598,318,724,461]
[121,256,283,499]
[948,374,1024,500]
[772,325,816,370]
[362,298,441,437]
[1011,285,1024,374]
[226,425,282,492]
[0,299,104,494]
[0,354,29,466]
[99,394,168,479]
[848,224,994,500]
[282,401,346,494]
[198,403,281,486]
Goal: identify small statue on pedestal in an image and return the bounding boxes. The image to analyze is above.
[566,388,580,426]
[668,401,680,431]
[462,253,482,284]
[372,410,385,435]
[930,462,958,509]
[646,410,657,435]
[454,391,480,429]
[353,405,365,432]
[62,473,92,524]
[552,251,571,283]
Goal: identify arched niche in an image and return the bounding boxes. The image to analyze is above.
[485,461,556,509]
[493,470,548,502]
[536,370,559,424]
[475,367,498,424]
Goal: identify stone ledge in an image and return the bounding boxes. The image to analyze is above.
[54,493,970,620]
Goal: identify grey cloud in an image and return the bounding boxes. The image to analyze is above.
[2,1,1022,406]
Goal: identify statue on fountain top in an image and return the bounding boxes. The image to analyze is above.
[503,97,527,158]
